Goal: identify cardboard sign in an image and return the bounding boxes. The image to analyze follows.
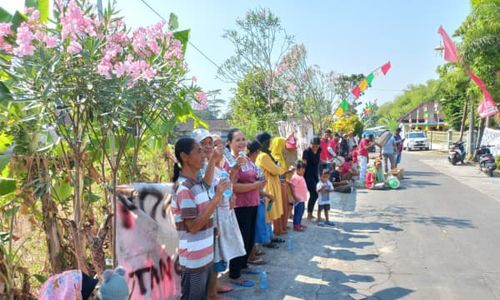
[115,183,181,300]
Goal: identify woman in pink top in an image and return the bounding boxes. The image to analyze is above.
[225,128,264,286]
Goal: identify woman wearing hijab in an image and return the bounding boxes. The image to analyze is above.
[270,136,293,235]
[255,132,293,236]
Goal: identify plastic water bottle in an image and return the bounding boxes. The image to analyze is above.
[287,232,293,251]
[239,151,249,172]
[260,271,268,289]
[223,148,237,168]
[219,171,233,198]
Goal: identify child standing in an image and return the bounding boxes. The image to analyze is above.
[288,161,308,231]
[316,169,335,227]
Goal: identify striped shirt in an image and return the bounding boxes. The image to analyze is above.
[172,175,214,272]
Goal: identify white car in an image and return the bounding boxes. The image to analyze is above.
[404,131,429,151]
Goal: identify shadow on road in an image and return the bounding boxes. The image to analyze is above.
[363,287,414,300]
[414,216,475,229]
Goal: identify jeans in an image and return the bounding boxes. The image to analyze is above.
[359,155,368,182]
[293,202,305,226]
[383,153,395,172]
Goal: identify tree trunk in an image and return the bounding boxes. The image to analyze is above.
[69,221,90,275]
[474,118,486,160]
[41,194,65,273]
[84,213,112,279]
[459,100,468,141]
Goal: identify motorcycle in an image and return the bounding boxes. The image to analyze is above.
[475,145,496,177]
[448,141,466,165]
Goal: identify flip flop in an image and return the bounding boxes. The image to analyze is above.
[248,258,266,265]
[318,221,325,227]
[217,285,234,294]
[263,243,279,249]
[255,249,266,256]
[272,238,286,243]
[230,279,255,288]
[241,268,261,275]
[325,221,335,226]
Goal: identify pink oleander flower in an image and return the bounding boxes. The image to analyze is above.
[0,23,12,53]
[44,35,58,48]
[191,76,197,83]
[97,59,113,78]
[194,91,208,110]
[195,91,207,102]
[13,23,35,57]
[60,0,97,40]
[147,39,160,54]
[67,40,82,54]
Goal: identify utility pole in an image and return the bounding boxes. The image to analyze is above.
[467,96,474,159]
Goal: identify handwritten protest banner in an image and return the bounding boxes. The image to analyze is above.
[115,183,181,299]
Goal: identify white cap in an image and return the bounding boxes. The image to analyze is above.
[191,128,212,143]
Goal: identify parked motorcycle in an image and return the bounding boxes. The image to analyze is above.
[448,141,466,165]
[475,145,496,177]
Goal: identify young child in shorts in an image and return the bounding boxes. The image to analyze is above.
[316,169,335,227]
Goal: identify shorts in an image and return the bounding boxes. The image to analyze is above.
[318,204,330,211]
[213,260,227,272]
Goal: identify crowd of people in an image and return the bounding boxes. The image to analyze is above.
[172,127,405,299]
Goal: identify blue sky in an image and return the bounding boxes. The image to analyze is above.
[1,0,471,111]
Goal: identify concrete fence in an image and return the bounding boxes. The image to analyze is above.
[426,130,477,151]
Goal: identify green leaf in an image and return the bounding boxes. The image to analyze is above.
[37,0,50,22]
[11,11,28,31]
[0,177,16,196]
[84,192,100,203]
[0,7,12,22]
[168,13,179,30]
[174,29,190,54]
[0,154,11,174]
[52,179,73,202]
[24,0,37,9]
[0,132,13,153]
[33,274,48,284]
[0,82,12,101]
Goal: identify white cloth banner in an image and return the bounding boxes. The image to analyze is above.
[277,119,314,158]
[115,183,181,300]
[481,128,500,156]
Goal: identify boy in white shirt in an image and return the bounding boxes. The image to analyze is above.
[316,169,335,227]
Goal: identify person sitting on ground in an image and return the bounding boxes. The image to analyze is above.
[329,163,352,193]
[339,156,359,181]
[288,160,308,232]
[316,169,335,227]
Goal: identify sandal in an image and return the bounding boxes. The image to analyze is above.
[242,268,261,275]
[272,238,286,243]
[325,221,335,226]
[230,279,255,288]
[248,258,266,265]
[255,249,265,256]
[217,285,234,294]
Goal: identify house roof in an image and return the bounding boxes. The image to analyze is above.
[175,119,231,132]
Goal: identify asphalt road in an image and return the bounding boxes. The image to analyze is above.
[221,151,500,300]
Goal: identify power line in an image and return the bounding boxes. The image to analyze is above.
[138,0,221,70]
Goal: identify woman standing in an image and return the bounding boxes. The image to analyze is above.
[303,137,321,221]
[226,128,263,287]
[172,137,230,300]
[255,132,292,236]
[270,137,292,234]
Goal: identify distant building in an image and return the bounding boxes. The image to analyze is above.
[174,119,232,139]
[399,99,447,131]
